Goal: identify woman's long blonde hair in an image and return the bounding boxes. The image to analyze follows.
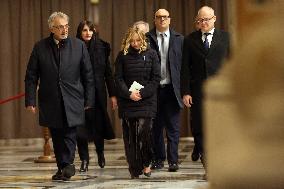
[121,27,148,55]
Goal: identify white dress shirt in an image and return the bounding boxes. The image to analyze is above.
[156,29,171,84]
[202,28,215,48]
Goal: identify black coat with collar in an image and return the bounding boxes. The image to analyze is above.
[87,37,115,139]
[88,37,116,100]
[180,29,230,97]
[25,34,95,128]
[146,28,184,108]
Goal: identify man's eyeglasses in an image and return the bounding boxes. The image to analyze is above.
[196,16,215,23]
[155,15,170,20]
[53,24,70,30]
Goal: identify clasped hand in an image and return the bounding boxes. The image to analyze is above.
[130,90,142,101]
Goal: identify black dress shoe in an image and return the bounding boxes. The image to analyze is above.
[151,160,164,170]
[97,152,105,168]
[191,145,200,161]
[79,160,89,172]
[52,170,63,181]
[168,163,179,172]
[52,169,70,181]
[62,164,75,179]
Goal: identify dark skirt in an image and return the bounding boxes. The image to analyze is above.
[122,117,153,177]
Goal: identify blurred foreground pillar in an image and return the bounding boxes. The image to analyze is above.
[204,2,284,188]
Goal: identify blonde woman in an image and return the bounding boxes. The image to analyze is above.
[114,27,160,179]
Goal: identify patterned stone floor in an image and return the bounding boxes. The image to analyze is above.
[0,137,207,189]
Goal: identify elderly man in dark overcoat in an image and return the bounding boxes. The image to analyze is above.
[180,6,230,176]
[25,12,95,181]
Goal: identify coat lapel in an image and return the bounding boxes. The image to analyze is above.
[192,29,221,55]
[193,30,208,54]
[148,30,159,50]
[208,29,220,54]
[168,29,175,51]
[59,38,71,72]
[47,37,59,72]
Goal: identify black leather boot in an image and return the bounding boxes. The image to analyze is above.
[79,160,89,172]
[97,152,105,168]
[191,145,200,161]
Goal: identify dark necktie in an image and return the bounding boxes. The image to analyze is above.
[160,33,166,80]
[204,33,210,49]
[160,33,165,54]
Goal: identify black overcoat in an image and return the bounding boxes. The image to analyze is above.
[25,35,95,128]
[87,37,116,139]
[146,28,184,108]
[180,29,230,99]
[180,29,230,153]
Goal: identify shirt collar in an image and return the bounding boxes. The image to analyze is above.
[156,28,170,37]
[202,28,215,35]
[53,37,60,45]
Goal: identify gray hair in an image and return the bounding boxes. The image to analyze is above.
[48,12,69,29]
[133,21,150,33]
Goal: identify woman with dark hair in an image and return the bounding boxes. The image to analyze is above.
[76,20,117,172]
[114,27,160,178]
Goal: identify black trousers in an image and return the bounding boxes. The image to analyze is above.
[122,117,153,177]
[153,84,181,164]
[49,126,77,170]
[77,108,104,162]
[190,83,205,156]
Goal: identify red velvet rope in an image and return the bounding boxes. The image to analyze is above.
[0,93,25,105]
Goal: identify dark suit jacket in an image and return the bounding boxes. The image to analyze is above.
[180,29,230,99]
[25,34,95,128]
[146,28,184,108]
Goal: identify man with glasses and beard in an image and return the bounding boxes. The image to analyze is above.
[25,12,95,181]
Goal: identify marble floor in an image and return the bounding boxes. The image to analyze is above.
[0,137,207,189]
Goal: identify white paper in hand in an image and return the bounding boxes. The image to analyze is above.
[129,81,144,92]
